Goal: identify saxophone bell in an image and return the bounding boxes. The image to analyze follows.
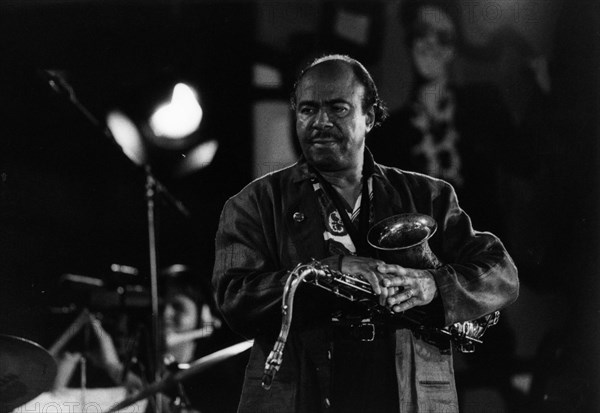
[367,213,441,269]
[367,213,499,353]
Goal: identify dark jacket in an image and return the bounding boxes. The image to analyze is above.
[213,156,519,413]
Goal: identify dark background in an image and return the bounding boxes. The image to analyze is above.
[1,0,599,412]
[0,2,256,342]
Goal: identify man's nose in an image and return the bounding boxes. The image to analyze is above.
[313,109,333,129]
[416,29,436,46]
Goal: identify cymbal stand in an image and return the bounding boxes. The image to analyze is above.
[79,356,87,409]
[120,324,143,383]
[164,358,193,413]
[171,383,193,413]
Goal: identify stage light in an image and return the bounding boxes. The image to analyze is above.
[175,139,219,176]
[106,110,147,166]
[106,78,215,177]
[149,83,203,141]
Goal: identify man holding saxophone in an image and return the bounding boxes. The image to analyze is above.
[212,54,518,413]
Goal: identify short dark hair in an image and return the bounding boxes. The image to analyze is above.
[160,266,214,313]
[290,54,388,127]
[399,0,463,49]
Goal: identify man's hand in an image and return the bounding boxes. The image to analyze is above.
[89,315,121,368]
[376,263,438,313]
[340,255,389,306]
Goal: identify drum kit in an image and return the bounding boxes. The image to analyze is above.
[3,260,250,413]
[0,335,57,412]
[0,330,252,412]
[107,340,253,412]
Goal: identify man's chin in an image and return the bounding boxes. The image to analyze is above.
[306,152,344,171]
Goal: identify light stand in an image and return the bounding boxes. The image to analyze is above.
[145,166,163,412]
[41,70,191,413]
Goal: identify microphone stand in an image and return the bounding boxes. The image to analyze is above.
[145,166,164,412]
[144,165,191,413]
[40,69,192,413]
[144,166,191,412]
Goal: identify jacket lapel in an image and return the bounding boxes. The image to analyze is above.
[286,177,327,264]
[372,168,407,223]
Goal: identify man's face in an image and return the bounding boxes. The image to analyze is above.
[294,63,374,172]
[411,6,456,81]
[162,293,198,335]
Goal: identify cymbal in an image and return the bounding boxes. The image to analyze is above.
[0,335,57,412]
[108,339,253,412]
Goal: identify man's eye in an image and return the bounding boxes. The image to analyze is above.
[333,106,349,114]
[299,107,315,115]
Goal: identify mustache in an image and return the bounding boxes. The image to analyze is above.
[309,131,341,141]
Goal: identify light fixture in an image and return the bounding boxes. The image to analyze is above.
[106,77,215,177]
[174,139,219,177]
[149,83,203,142]
[106,110,148,166]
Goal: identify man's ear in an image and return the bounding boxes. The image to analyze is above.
[365,106,375,132]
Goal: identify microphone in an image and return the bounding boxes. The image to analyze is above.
[40,69,75,100]
[37,68,102,130]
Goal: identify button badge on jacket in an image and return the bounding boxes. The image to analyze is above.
[293,212,305,222]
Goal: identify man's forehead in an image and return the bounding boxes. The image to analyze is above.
[296,63,364,101]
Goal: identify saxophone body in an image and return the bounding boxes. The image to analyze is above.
[261,213,500,389]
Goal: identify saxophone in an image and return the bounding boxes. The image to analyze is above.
[261,213,500,390]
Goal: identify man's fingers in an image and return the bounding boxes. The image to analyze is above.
[377,264,408,276]
[378,286,389,306]
[381,276,410,288]
[361,271,382,295]
[389,289,417,312]
[387,288,414,306]
[361,270,395,305]
[392,300,415,313]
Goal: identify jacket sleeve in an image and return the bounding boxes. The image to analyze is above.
[212,185,288,338]
[429,182,519,326]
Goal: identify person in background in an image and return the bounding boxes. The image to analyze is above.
[51,267,227,412]
[213,54,518,413]
[369,0,517,239]
[369,1,534,409]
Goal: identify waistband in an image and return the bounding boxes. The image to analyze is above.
[331,318,391,342]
